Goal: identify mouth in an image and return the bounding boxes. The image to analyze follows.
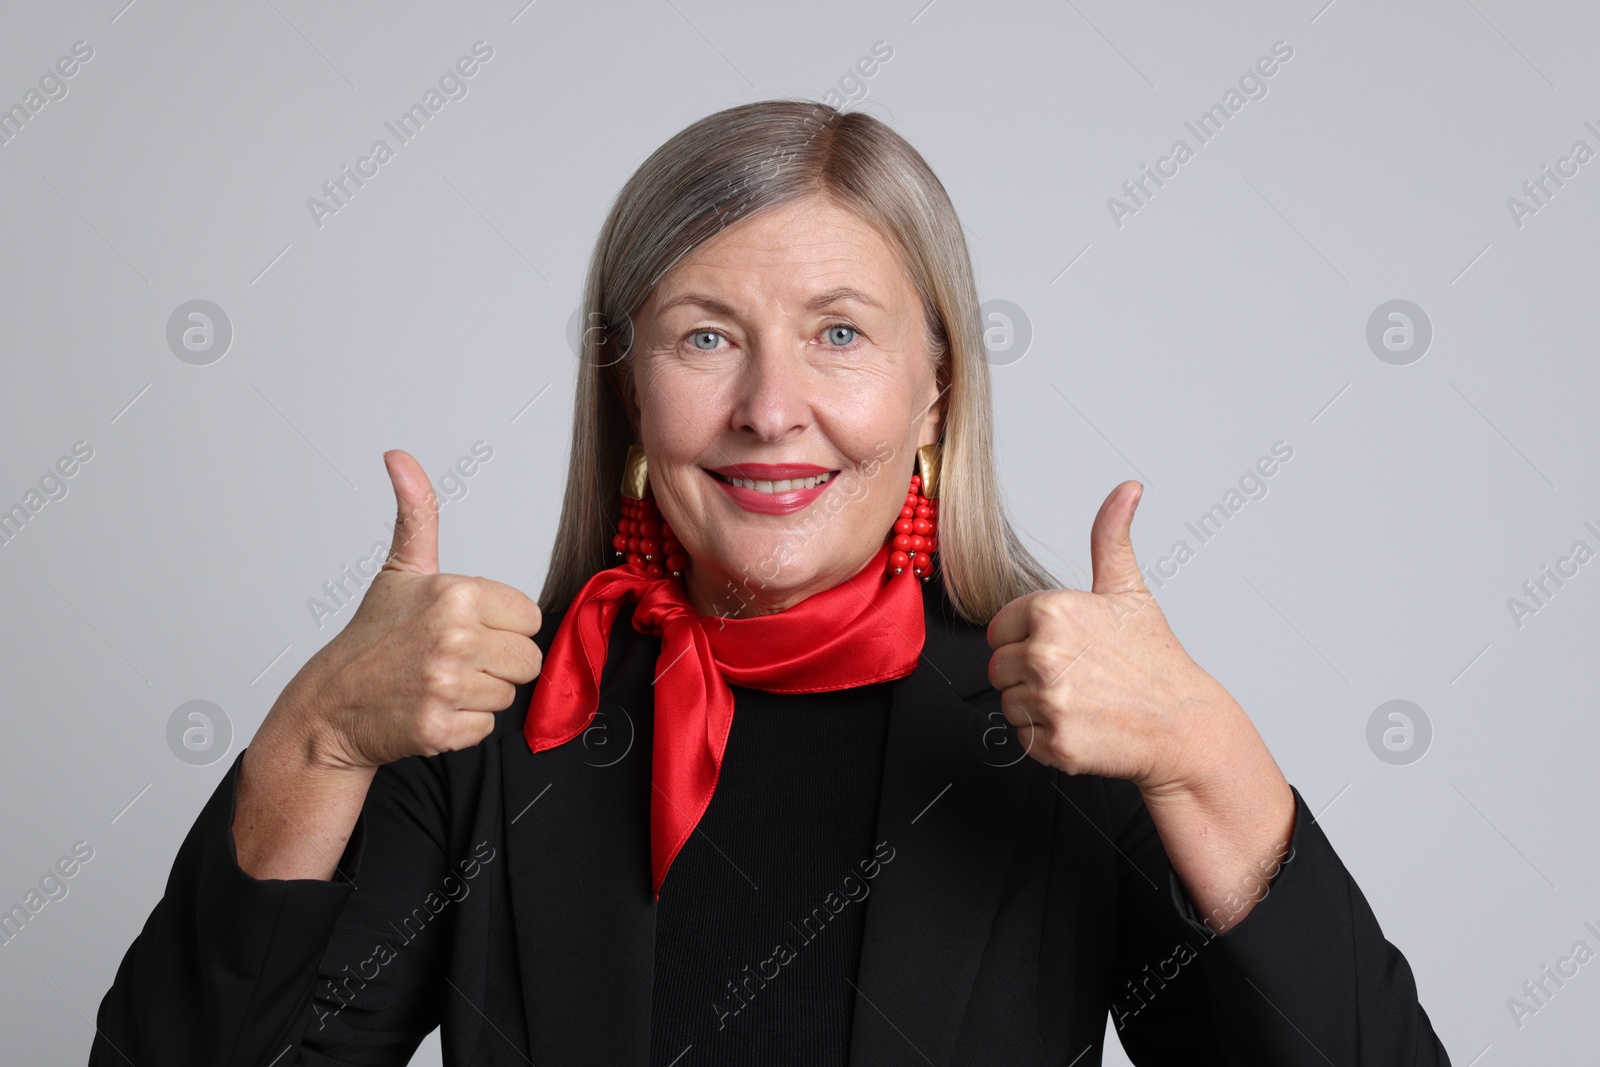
[704,463,841,515]
[707,470,837,493]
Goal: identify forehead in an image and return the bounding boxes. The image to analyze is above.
[644,195,914,314]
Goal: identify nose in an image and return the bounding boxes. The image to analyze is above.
[729,335,811,442]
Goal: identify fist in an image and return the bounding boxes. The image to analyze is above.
[288,450,544,769]
[985,481,1240,791]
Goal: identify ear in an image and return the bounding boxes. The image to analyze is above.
[609,359,642,437]
[914,362,947,448]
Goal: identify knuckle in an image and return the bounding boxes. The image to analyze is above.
[1023,593,1048,625]
[419,663,458,698]
[1026,644,1061,682]
[471,713,498,745]
[999,689,1028,723]
[1034,730,1072,772]
[433,625,473,659]
[417,707,456,749]
[428,574,475,616]
[446,592,481,626]
[1028,591,1066,627]
[1043,647,1075,683]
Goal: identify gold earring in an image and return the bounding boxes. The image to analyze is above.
[915,442,942,500]
[621,442,649,500]
[615,444,684,578]
[887,443,942,580]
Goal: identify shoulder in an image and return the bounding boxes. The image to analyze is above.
[922,579,994,699]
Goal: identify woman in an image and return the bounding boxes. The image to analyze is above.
[91,101,1449,1065]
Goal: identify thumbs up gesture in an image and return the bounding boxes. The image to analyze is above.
[985,481,1252,794]
[288,450,545,771]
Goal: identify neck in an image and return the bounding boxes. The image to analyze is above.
[681,552,880,620]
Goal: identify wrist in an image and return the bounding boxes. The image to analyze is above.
[1139,768,1294,838]
[1139,678,1255,798]
[264,674,368,776]
[1140,713,1291,826]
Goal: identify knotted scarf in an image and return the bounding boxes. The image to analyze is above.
[524,542,925,899]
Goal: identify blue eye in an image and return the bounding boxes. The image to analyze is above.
[689,330,722,350]
[825,324,858,346]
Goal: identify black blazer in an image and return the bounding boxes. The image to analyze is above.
[92,583,1452,1065]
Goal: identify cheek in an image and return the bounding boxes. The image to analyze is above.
[637,365,722,456]
[833,446,911,533]
[633,367,733,555]
[868,459,913,527]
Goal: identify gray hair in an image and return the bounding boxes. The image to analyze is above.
[539,99,1056,624]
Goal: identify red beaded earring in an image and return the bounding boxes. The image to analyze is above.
[887,443,940,580]
[612,444,687,579]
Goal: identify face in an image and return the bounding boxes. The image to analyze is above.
[625,193,945,618]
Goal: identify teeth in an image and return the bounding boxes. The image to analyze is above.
[724,471,832,493]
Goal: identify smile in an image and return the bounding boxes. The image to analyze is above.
[705,464,840,516]
[710,471,833,492]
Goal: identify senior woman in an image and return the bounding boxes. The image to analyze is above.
[92,101,1448,1065]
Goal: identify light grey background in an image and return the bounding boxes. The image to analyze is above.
[2,0,1595,1063]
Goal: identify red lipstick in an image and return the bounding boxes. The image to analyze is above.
[705,463,839,516]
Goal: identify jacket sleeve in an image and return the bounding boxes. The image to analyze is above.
[1105,779,1452,1066]
[89,746,458,1066]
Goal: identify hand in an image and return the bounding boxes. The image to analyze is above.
[985,481,1249,794]
[282,450,544,770]
[988,481,1297,930]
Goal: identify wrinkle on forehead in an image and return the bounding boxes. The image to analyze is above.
[640,197,921,332]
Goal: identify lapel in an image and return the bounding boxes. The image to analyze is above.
[845,584,1039,1066]
[500,581,1037,1065]
[501,602,660,1063]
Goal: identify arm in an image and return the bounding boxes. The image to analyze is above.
[231,678,377,883]
[89,742,456,1066]
[90,743,369,1065]
[1106,778,1453,1065]
[89,449,538,1064]
[1134,682,1297,936]
[986,482,1450,1058]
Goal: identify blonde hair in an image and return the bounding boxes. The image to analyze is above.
[539,99,1057,624]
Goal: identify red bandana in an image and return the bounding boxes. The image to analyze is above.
[524,542,926,899]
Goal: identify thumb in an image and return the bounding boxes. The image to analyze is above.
[1090,480,1149,597]
[383,450,440,575]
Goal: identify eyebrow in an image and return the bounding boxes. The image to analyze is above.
[654,285,885,318]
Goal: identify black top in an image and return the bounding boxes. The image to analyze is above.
[650,681,894,1066]
[88,585,1452,1064]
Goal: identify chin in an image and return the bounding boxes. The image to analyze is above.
[716,541,831,597]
